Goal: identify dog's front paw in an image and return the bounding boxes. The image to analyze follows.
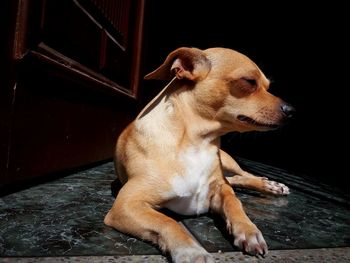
[232,222,268,256]
[261,177,290,195]
[171,245,215,263]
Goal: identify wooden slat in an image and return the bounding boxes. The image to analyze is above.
[89,0,131,45]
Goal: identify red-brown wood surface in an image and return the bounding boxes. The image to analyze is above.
[0,0,145,188]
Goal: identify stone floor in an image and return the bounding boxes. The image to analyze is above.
[2,247,350,263]
[1,158,350,262]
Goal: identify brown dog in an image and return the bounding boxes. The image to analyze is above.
[104,47,294,262]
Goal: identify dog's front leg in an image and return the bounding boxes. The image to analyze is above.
[220,149,289,195]
[210,181,268,255]
[104,179,214,263]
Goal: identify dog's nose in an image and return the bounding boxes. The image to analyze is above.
[281,104,296,118]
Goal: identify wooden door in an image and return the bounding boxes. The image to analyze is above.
[0,0,145,189]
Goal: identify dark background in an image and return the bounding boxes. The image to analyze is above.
[1,0,348,192]
[141,1,348,189]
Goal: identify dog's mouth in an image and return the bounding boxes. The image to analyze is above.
[237,115,279,129]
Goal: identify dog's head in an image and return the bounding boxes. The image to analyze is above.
[145,47,295,132]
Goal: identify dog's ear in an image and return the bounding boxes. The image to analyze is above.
[144,47,211,81]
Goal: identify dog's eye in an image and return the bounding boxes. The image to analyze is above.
[240,78,257,93]
[244,78,256,86]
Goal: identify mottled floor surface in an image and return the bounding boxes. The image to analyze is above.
[1,158,350,262]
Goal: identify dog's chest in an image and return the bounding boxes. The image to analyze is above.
[165,146,218,215]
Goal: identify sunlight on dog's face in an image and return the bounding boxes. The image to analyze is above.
[221,69,286,132]
[200,48,292,132]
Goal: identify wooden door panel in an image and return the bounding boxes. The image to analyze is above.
[42,0,103,71]
[40,0,139,96]
[0,0,145,188]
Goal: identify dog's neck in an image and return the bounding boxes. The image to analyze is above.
[136,78,225,146]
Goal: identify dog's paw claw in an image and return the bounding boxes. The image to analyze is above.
[233,223,268,256]
[262,178,289,195]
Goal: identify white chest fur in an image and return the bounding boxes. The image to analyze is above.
[165,145,218,215]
